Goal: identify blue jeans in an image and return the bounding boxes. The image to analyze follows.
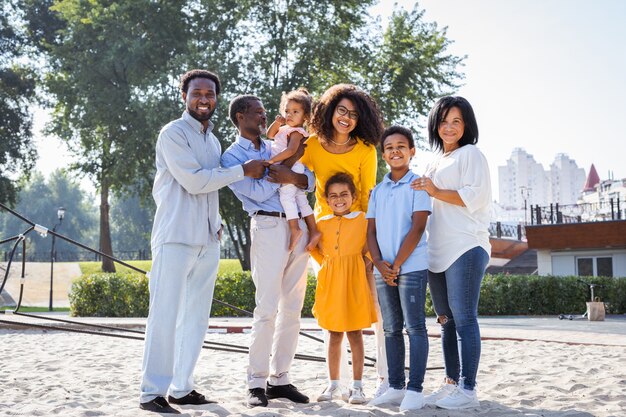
[375,270,428,392]
[428,246,489,391]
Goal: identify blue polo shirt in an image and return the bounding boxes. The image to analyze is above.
[366,170,432,275]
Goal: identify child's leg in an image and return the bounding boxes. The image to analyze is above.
[327,331,344,380]
[302,214,321,251]
[279,184,303,251]
[345,330,364,382]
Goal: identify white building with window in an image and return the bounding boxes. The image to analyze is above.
[498,148,586,209]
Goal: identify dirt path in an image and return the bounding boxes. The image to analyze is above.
[1,262,81,308]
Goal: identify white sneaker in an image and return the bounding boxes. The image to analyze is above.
[317,385,347,402]
[373,378,389,399]
[399,390,425,411]
[435,386,479,409]
[424,382,456,405]
[348,387,366,404]
[367,387,405,406]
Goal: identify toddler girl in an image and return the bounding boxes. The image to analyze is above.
[266,88,320,251]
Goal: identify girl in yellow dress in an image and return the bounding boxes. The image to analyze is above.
[311,172,377,405]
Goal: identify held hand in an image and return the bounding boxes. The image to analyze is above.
[267,164,296,184]
[242,159,266,178]
[374,259,398,286]
[410,176,437,196]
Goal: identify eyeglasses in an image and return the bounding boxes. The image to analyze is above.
[335,105,359,120]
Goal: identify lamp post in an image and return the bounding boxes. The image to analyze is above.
[520,187,531,225]
[49,207,66,311]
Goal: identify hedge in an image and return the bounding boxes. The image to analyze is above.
[69,272,626,317]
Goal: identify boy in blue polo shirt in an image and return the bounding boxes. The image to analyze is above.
[366,126,432,411]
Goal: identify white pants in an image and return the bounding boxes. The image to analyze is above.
[140,242,220,403]
[247,215,310,389]
[278,162,314,221]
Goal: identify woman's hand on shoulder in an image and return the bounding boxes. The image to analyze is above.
[410,176,437,197]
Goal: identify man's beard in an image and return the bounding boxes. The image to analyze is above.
[189,108,215,122]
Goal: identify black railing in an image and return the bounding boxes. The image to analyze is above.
[488,222,525,240]
[530,198,625,225]
[2,248,237,263]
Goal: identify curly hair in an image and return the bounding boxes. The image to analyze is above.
[179,69,221,95]
[309,84,384,146]
[279,88,312,120]
[324,172,356,198]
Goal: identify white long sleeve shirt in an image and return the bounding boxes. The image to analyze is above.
[424,144,492,273]
[150,111,244,248]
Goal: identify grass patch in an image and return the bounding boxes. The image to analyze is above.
[78,259,243,276]
[0,306,71,312]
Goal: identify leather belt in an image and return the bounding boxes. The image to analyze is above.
[255,210,287,218]
[254,210,301,219]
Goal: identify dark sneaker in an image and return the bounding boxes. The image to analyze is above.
[247,388,268,408]
[168,390,216,405]
[139,396,180,414]
[266,383,309,403]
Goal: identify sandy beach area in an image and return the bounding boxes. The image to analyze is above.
[1,321,625,417]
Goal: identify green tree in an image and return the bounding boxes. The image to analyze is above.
[0,0,37,206]
[0,170,97,260]
[23,0,189,271]
[110,192,154,256]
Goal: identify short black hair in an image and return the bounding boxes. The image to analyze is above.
[324,172,356,198]
[228,94,261,127]
[180,69,221,95]
[380,125,415,152]
[428,96,479,152]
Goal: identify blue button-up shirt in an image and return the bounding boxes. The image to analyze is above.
[221,136,315,216]
[366,170,432,274]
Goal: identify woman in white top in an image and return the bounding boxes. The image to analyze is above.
[411,96,491,410]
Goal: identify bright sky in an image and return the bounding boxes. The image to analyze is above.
[35,0,626,200]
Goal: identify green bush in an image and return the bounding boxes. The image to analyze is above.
[69,273,149,317]
[69,271,626,317]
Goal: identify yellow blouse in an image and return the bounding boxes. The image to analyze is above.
[301,134,378,220]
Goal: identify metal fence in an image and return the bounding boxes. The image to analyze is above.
[2,248,237,262]
[530,198,625,225]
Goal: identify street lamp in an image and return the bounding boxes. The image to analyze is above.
[520,187,531,225]
[49,207,66,311]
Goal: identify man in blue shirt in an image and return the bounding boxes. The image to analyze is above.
[221,95,313,408]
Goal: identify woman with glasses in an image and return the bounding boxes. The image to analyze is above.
[300,83,388,400]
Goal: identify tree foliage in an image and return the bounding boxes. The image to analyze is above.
[0,0,37,206]
[21,0,464,270]
[0,169,97,258]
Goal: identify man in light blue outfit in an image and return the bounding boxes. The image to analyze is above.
[139,70,265,414]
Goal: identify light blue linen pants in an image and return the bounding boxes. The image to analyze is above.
[139,241,220,403]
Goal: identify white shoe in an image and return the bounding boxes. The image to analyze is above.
[373,378,389,399]
[424,382,456,405]
[399,390,425,411]
[317,385,347,402]
[367,387,405,406]
[348,387,366,404]
[435,386,479,409]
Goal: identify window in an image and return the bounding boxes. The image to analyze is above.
[576,256,613,277]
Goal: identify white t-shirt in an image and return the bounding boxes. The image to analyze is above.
[424,144,491,273]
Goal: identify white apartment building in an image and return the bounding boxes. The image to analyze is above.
[498,148,586,209]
